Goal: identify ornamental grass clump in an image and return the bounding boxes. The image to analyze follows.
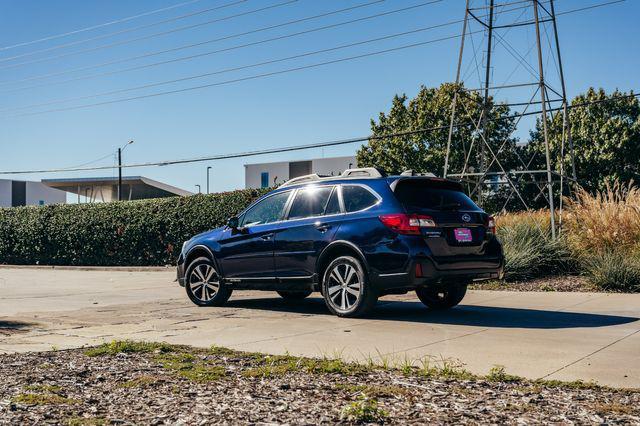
[563,181,640,292]
[563,181,640,255]
[496,210,572,281]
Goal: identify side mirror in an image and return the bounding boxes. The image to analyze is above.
[227,216,239,229]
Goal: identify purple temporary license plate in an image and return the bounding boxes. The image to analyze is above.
[454,228,473,242]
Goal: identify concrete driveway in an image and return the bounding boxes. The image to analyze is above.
[0,267,638,388]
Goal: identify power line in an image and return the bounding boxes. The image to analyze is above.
[2,12,457,113]
[2,0,622,117]
[0,0,423,92]
[4,33,471,118]
[0,0,204,52]
[0,0,248,63]
[0,0,297,71]
[1,92,637,176]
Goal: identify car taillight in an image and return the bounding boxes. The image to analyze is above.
[487,216,496,234]
[379,214,436,235]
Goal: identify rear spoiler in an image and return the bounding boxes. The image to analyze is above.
[388,176,465,192]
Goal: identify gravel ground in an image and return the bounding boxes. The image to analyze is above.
[0,342,638,425]
[470,275,596,292]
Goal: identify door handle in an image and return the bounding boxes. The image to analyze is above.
[260,233,274,241]
[315,223,332,232]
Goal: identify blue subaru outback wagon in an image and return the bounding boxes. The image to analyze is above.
[177,168,504,317]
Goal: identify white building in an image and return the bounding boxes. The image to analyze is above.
[0,179,66,207]
[244,156,357,189]
[42,176,192,203]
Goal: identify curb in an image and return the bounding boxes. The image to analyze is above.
[0,265,173,272]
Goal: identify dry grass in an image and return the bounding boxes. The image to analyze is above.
[496,181,640,291]
[563,181,640,255]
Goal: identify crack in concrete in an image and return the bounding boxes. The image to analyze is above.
[540,327,640,380]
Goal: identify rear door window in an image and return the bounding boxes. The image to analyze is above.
[324,187,341,215]
[393,179,478,210]
[342,185,379,213]
[287,186,334,219]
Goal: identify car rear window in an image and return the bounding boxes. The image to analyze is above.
[393,179,478,211]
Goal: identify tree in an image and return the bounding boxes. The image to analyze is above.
[526,88,640,192]
[356,83,520,177]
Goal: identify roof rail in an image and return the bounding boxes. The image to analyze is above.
[280,167,386,188]
[400,170,437,177]
[340,167,385,178]
[280,173,321,187]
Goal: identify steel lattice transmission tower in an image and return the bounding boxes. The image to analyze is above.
[443,0,577,238]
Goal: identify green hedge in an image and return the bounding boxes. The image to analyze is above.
[0,188,269,266]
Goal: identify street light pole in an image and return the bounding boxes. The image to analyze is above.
[118,140,134,202]
[195,184,201,194]
[206,166,212,194]
[117,148,122,201]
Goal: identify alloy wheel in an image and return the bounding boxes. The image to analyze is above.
[326,263,362,312]
[188,263,220,302]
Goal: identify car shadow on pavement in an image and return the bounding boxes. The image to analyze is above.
[224,297,639,329]
[0,320,34,336]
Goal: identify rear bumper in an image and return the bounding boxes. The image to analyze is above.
[371,256,504,291]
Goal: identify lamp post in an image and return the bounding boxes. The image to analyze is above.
[206,166,212,194]
[195,184,201,194]
[118,140,134,201]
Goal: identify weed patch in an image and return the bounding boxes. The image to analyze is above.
[118,375,158,389]
[156,353,226,383]
[85,340,175,357]
[342,395,388,423]
[13,393,79,406]
[486,365,522,383]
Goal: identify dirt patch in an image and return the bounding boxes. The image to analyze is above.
[0,342,638,425]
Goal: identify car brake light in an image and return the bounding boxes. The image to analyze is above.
[379,214,436,235]
[487,216,496,234]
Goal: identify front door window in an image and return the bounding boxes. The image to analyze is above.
[240,191,290,227]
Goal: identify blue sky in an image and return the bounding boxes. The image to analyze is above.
[0,0,637,197]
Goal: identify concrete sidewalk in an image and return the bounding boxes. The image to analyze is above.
[0,267,638,388]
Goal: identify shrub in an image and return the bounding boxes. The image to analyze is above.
[496,211,572,281]
[0,188,268,266]
[585,251,640,292]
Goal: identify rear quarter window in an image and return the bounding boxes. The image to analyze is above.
[393,179,478,211]
[342,185,379,212]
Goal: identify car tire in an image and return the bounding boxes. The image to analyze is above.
[321,256,377,318]
[416,283,467,310]
[185,257,232,307]
[277,290,313,300]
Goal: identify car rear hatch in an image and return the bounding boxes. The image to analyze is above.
[391,178,501,270]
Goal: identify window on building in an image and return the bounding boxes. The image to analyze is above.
[260,172,269,188]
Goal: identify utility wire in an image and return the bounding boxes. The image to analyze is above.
[0,0,297,71]
[1,92,637,176]
[0,0,248,63]
[1,14,457,113]
[4,33,473,118]
[0,0,420,92]
[0,0,204,52]
[2,0,621,117]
